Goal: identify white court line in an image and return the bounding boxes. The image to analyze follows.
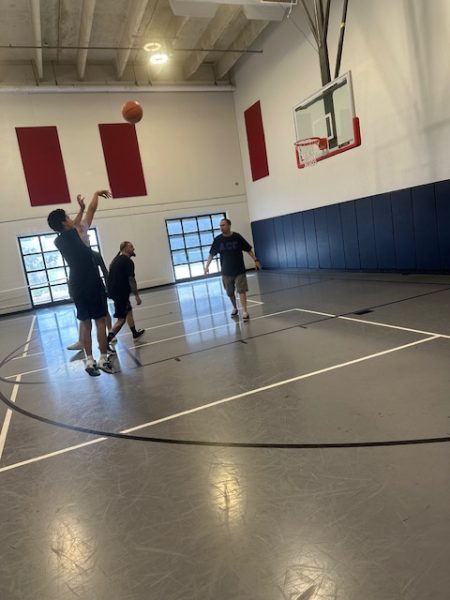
[0,334,438,474]
[0,316,36,461]
[128,308,296,350]
[118,301,263,340]
[294,308,450,339]
[133,296,263,314]
[12,351,43,361]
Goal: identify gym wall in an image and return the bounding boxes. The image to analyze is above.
[233,0,450,272]
[0,91,250,314]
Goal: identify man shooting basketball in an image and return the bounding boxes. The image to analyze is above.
[47,189,114,376]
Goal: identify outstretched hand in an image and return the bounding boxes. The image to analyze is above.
[96,190,112,199]
[77,194,85,210]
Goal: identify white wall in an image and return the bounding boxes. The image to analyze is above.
[233,0,450,222]
[0,90,250,314]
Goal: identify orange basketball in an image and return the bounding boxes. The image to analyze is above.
[122,100,143,124]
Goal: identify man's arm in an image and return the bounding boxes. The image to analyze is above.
[245,249,262,270]
[204,254,214,275]
[82,189,111,228]
[73,195,85,227]
[128,276,142,305]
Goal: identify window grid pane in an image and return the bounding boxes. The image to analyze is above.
[166,213,225,282]
[19,228,100,308]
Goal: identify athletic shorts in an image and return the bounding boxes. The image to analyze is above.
[72,281,108,321]
[112,296,132,319]
[222,273,248,297]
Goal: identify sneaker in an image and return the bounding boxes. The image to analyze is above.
[107,343,116,354]
[132,329,145,340]
[110,336,118,345]
[67,341,83,351]
[242,312,250,321]
[98,358,115,374]
[230,308,238,317]
[85,362,100,377]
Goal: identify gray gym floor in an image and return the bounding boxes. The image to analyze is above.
[0,270,449,600]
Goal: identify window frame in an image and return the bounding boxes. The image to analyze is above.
[18,228,101,308]
[165,213,226,282]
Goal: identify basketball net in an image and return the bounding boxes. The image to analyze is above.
[295,137,328,168]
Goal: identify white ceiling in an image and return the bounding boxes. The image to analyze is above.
[0,0,289,87]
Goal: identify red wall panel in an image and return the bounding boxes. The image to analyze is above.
[244,101,269,182]
[16,126,70,207]
[98,123,147,198]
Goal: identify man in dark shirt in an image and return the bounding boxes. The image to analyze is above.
[107,241,145,344]
[47,189,114,376]
[204,218,261,320]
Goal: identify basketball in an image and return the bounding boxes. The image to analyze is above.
[122,100,143,124]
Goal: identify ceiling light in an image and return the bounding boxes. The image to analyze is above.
[144,42,162,52]
[149,52,169,65]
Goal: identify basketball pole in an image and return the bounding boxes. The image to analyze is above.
[334,0,349,79]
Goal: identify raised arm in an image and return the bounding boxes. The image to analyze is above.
[83,189,111,228]
[73,194,85,226]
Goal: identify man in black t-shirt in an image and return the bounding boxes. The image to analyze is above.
[107,241,145,343]
[204,218,261,320]
[47,190,114,376]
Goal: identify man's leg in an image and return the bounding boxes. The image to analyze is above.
[222,276,238,316]
[126,308,145,339]
[80,319,100,376]
[236,274,250,320]
[239,292,248,315]
[80,319,93,355]
[95,316,115,374]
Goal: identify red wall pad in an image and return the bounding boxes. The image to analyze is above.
[244,101,269,182]
[98,123,147,198]
[16,126,70,207]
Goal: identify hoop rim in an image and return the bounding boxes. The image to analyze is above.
[294,136,327,149]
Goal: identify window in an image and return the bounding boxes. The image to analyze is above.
[166,213,225,281]
[19,229,101,307]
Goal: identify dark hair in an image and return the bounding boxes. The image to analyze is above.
[119,241,131,251]
[47,209,67,233]
[221,218,231,226]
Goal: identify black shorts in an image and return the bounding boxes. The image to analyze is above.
[72,280,108,321]
[113,296,132,319]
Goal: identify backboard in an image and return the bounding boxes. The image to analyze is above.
[293,71,361,168]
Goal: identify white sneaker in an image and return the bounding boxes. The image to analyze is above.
[242,312,250,321]
[231,308,238,317]
[67,341,83,351]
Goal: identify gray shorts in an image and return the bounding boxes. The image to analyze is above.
[222,273,248,296]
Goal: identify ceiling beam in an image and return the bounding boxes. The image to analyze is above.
[77,0,96,81]
[116,0,150,79]
[214,19,269,81]
[29,0,43,80]
[183,6,241,80]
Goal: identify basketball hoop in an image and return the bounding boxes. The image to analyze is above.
[294,137,328,168]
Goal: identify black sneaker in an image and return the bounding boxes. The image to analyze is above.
[85,362,100,377]
[98,359,115,374]
[242,312,250,321]
[132,329,145,340]
[107,343,116,354]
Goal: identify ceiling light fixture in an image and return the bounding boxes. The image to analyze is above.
[149,52,169,65]
[144,42,162,52]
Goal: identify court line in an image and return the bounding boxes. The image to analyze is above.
[0,334,438,473]
[127,308,297,350]
[4,308,293,378]
[0,316,36,461]
[294,308,450,339]
[119,301,263,339]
